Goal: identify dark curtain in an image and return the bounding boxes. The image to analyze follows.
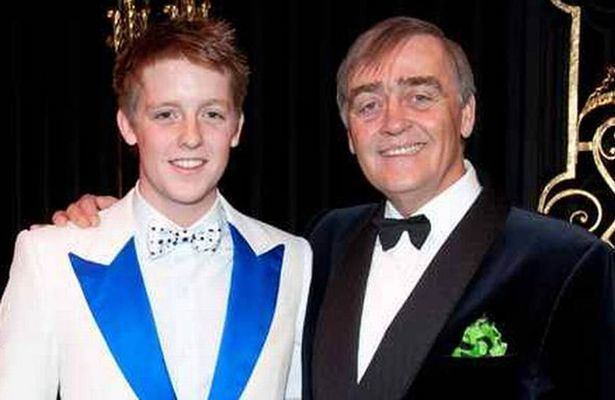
[3,0,614,290]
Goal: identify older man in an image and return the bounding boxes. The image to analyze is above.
[304,16,614,400]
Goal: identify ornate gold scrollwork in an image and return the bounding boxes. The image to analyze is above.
[107,1,212,55]
[163,0,212,22]
[538,1,614,247]
[107,0,150,54]
[543,189,602,232]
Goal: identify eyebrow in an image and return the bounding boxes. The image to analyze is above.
[145,99,230,111]
[145,102,178,110]
[348,82,384,103]
[348,76,444,104]
[201,99,231,108]
[398,76,443,92]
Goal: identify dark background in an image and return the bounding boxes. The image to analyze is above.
[4,0,614,290]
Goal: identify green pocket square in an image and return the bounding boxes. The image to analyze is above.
[452,316,508,358]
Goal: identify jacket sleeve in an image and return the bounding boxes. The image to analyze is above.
[0,230,59,399]
[285,238,313,400]
[543,240,615,399]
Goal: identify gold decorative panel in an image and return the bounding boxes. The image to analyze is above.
[538,0,615,247]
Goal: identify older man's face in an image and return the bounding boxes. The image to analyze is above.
[346,34,475,215]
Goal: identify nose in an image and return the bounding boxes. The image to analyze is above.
[179,117,203,149]
[382,99,409,136]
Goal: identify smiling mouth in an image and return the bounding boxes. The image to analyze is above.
[169,158,206,170]
[379,143,426,157]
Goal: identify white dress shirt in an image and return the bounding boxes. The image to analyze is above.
[357,160,482,381]
[133,185,233,400]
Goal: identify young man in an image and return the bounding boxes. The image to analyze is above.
[0,19,311,399]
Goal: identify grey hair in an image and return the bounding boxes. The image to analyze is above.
[336,16,476,126]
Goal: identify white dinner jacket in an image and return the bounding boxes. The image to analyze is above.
[0,189,312,399]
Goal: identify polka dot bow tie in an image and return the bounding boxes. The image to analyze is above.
[147,220,222,259]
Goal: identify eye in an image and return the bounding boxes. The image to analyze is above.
[152,109,178,121]
[200,107,228,122]
[352,98,382,119]
[406,90,438,110]
[206,111,225,120]
[414,93,433,102]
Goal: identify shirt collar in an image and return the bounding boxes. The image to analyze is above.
[132,182,228,256]
[385,159,482,241]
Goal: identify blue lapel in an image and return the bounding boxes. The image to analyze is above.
[69,238,176,400]
[208,224,285,400]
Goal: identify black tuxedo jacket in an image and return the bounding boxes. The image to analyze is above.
[303,190,614,400]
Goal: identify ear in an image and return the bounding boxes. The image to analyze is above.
[117,109,138,146]
[230,112,244,148]
[347,129,356,155]
[460,95,476,139]
[460,94,476,139]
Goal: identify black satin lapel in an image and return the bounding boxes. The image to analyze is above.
[312,205,382,399]
[358,190,510,399]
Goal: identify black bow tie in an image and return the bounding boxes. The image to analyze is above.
[374,214,431,251]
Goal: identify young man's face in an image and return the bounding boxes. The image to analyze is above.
[346,35,475,215]
[118,57,243,226]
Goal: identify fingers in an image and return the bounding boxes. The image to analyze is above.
[51,211,69,227]
[66,202,98,228]
[49,193,118,229]
[95,195,119,211]
[29,223,47,230]
[79,194,101,217]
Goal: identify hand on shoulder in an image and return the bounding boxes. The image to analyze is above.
[50,194,119,228]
